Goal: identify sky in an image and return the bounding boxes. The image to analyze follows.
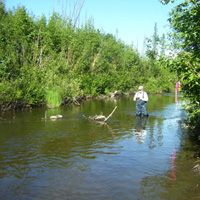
[5,0,183,54]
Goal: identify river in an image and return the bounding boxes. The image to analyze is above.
[0,93,200,200]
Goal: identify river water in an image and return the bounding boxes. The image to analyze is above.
[0,93,200,200]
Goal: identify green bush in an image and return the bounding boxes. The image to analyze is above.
[0,2,177,110]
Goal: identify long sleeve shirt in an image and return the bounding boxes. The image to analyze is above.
[133,91,148,102]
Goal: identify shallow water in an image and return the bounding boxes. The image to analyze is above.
[0,93,200,200]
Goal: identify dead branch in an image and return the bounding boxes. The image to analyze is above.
[104,106,117,122]
[82,113,106,121]
[73,0,85,28]
[82,106,117,122]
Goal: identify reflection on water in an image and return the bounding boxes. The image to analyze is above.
[134,116,148,144]
[168,147,177,184]
[0,94,200,200]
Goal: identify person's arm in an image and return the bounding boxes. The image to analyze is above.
[133,92,138,101]
[143,92,148,101]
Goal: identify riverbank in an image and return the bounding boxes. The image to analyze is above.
[1,90,198,137]
[0,90,174,113]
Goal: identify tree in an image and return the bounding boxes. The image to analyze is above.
[0,1,177,110]
[162,0,200,132]
[160,33,166,55]
[145,23,160,60]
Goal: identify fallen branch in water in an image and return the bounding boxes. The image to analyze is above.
[82,106,117,122]
[82,113,106,121]
[104,106,117,122]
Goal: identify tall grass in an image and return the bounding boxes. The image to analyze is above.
[45,88,62,108]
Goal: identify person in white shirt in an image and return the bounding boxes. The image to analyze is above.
[133,86,148,116]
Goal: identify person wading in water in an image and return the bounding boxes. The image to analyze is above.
[133,86,148,117]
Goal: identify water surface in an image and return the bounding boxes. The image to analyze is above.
[0,93,200,200]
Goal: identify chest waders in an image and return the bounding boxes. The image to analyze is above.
[136,92,148,116]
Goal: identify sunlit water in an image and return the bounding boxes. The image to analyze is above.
[1,93,200,200]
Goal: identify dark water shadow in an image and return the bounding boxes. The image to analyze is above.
[133,116,148,144]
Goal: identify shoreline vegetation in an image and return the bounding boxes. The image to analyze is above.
[0,2,176,112]
[0,90,172,112]
[0,1,199,134]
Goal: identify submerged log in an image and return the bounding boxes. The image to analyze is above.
[82,106,117,122]
[82,114,106,121]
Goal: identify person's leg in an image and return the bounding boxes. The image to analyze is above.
[141,101,148,116]
[136,100,142,116]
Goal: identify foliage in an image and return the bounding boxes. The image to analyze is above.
[163,0,200,132]
[160,0,176,4]
[0,2,176,110]
[45,87,62,108]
